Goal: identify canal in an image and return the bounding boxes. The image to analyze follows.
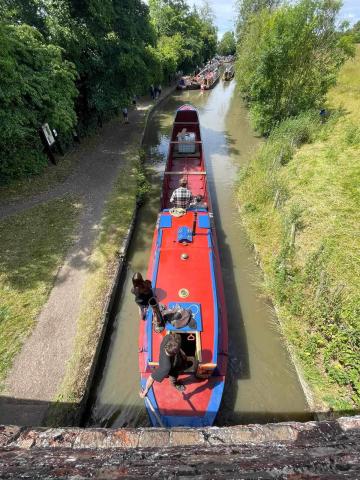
[87,80,310,427]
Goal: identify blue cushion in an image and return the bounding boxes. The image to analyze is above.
[198,215,210,229]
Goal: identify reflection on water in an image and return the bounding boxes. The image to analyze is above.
[87,82,309,428]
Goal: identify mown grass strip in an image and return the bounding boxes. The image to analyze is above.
[237,46,360,412]
[0,196,81,389]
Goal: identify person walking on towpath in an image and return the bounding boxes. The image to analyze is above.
[150,84,155,100]
[139,333,192,396]
[122,107,129,124]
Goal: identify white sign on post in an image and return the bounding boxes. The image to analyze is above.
[42,123,55,146]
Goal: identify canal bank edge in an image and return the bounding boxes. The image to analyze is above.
[58,87,176,427]
[247,233,316,415]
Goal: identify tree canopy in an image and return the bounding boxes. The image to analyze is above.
[218,31,236,56]
[149,0,217,73]
[0,22,77,183]
[0,0,217,183]
[235,0,354,133]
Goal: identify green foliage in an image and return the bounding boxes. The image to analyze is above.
[135,149,151,205]
[347,20,360,43]
[0,21,77,183]
[43,0,157,129]
[238,101,360,408]
[236,0,282,37]
[149,0,217,73]
[218,31,236,56]
[1,0,217,183]
[236,0,354,134]
[345,123,360,146]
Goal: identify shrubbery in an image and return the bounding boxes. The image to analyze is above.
[0,23,77,183]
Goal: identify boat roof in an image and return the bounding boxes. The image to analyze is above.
[146,210,218,367]
[177,104,197,112]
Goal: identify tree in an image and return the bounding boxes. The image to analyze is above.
[236,0,354,133]
[236,0,282,37]
[149,0,217,74]
[0,22,77,182]
[218,31,236,56]
[349,20,360,43]
[43,0,157,129]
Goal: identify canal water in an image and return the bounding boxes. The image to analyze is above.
[87,81,310,428]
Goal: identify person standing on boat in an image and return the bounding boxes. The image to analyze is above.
[131,272,154,320]
[139,334,191,396]
[170,177,193,209]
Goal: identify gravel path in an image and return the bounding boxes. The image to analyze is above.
[0,91,173,426]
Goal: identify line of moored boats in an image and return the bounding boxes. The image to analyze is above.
[177,56,235,91]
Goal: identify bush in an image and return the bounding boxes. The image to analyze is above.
[0,22,77,183]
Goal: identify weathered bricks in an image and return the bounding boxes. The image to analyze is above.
[1,416,360,450]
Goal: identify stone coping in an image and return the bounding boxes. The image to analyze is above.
[1,416,359,450]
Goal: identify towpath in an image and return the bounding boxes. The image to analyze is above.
[0,88,174,425]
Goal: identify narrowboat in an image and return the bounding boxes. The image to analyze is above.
[200,68,220,90]
[138,105,228,427]
[223,65,235,81]
[177,76,201,90]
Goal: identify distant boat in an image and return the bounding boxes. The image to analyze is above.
[200,68,220,90]
[139,104,228,427]
[177,76,200,90]
[223,65,234,81]
[176,77,187,90]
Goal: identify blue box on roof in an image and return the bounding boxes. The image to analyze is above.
[159,214,172,228]
[177,226,193,243]
[198,215,210,229]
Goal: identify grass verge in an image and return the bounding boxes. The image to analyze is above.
[237,46,360,412]
[0,153,78,204]
[45,149,149,426]
[0,197,81,389]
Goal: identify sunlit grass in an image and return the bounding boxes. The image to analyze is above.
[237,46,360,411]
[0,197,80,388]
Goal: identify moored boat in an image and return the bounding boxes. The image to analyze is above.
[176,76,201,90]
[200,67,220,90]
[138,105,228,427]
[223,64,235,81]
[176,77,187,90]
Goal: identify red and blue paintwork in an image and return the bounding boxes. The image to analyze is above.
[138,105,228,427]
